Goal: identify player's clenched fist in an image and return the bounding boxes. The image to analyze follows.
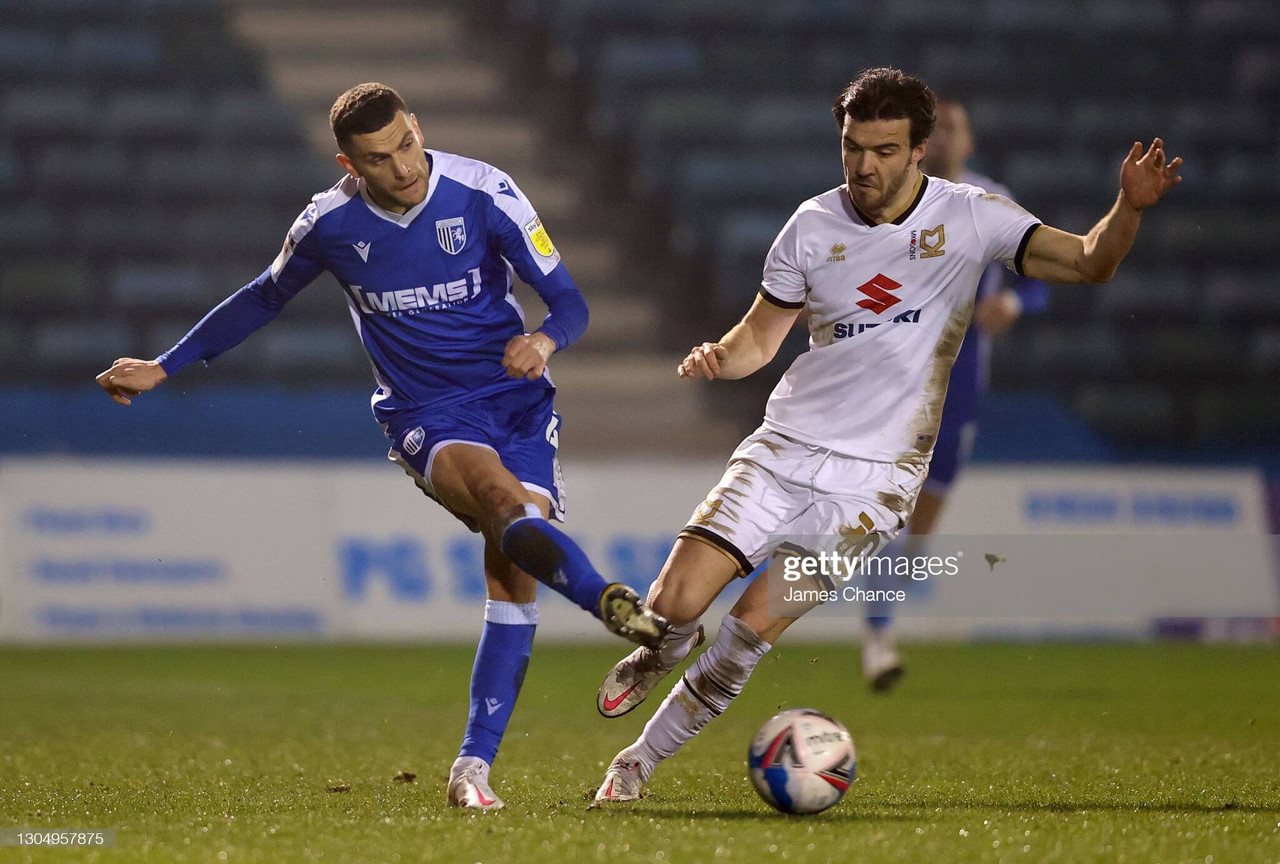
[678,343,728,380]
[95,358,167,406]
[502,332,556,380]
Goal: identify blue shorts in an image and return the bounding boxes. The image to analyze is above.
[383,385,566,531]
[924,418,976,496]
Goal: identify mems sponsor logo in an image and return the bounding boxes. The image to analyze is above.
[350,268,482,316]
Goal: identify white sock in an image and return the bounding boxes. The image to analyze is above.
[657,619,703,668]
[632,614,770,771]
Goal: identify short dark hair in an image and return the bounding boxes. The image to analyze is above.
[832,68,937,148]
[330,83,407,152]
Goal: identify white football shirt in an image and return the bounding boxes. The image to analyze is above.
[758,174,1041,463]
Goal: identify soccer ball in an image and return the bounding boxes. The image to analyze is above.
[747,708,856,814]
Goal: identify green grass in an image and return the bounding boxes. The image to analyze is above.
[2,642,1278,863]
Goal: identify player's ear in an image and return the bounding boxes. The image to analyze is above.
[336,151,360,179]
[409,113,425,146]
[912,139,928,167]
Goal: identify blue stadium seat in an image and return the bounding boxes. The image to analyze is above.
[980,0,1078,34]
[0,30,60,77]
[1249,328,1280,377]
[1216,152,1280,201]
[34,145,131,200]
[0,258,94,311]
[1204,268,1280,322]
[1073,383,1181,442]
[1,88,98,139]
[33,319,133,372]
[67,27,164,74]
[207,91,302,145]
[102,91,203,142]
[258,323,366,373]
[0,205,58,252]
[75,207,190,257]
[111,263,213,311]
[1191,0,1280,35]
[1025,325,1128,383]
[1094,269,1197,324]
[1084,0,1175,31]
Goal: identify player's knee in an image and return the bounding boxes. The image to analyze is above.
[472,475,527,522]
[648,575,704,628]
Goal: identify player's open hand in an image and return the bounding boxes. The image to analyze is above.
[678,343,728,380]
[503,332,555,380]
[1120,138,1182,211]
[95,358,167,406]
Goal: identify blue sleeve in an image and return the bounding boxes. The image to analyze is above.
[1009,273,1049,315]
[529,263,589,351]
[157,206,326,374]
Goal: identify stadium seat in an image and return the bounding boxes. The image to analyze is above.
[1,88,98,140]
[1084,0,1175,32]
[32,319,133,372]
[257,323,366,375]
[102,91,203,142]
[1024,325,1128,384]
[67,27,164,74]
[34,145,132,201]
[1130,328,1240,381]
[0,258,93,312]
[0,205,58,252]
[74,207,191,257]
[1072,383,1182,443]
[1190,0,1280,35]
[111,264,214,312]
[1248,327,1280,377]
[980,0,1078,35]
[207,91,302,146]
[1094,269,1198,324]
[1203,268,1280,323]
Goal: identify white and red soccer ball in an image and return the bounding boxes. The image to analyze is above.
[747,708,856,814]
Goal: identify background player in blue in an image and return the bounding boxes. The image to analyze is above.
[860,99,1049,692]
[95,83,667,810]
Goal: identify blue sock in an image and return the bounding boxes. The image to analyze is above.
[499,503,608,614]
[866,530,909,631]
[459,600,537,766]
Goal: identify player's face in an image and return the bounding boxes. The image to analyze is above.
[921,103,974,180]
[337,111,430,214]
[841,116,926,218]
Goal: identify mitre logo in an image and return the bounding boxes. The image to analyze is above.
[855,273,902,315]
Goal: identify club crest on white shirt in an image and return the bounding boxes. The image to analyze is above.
[436,217,467,255]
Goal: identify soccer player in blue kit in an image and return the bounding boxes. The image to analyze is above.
[860,99,1049,691]
[95,83,667,810]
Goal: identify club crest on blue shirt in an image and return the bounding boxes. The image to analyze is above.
[436,217,467,255]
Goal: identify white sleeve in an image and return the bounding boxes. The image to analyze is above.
[970,191,1042,276]
[759,208,808,309]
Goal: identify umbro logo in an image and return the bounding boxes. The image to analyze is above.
[855,273,902,315]
[352,241,371,262]
[485,698,504,715]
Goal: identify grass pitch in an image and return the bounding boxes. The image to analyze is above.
[2,642,1278,863]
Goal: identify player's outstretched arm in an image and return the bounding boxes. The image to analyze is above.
[678,295,801,381]
[95,358,168,406]
[1021,138,1182,284]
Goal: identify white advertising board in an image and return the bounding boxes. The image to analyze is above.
[0,459,1273,642]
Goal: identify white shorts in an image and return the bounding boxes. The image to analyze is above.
[679,426,927,576]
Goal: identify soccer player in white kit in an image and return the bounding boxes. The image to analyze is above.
[591,67,1183,804]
